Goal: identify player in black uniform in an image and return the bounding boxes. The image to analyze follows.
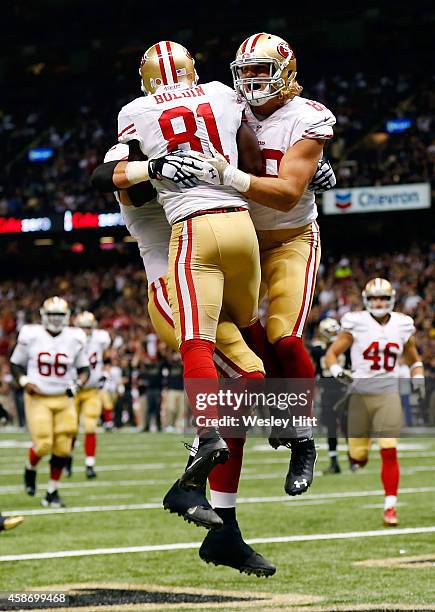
[311,318,351,474]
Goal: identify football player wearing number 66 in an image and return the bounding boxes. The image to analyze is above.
[325,278,425,526]
[10,297,90,508]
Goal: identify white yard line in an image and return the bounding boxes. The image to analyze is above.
[4,487,435,517]
[1,526,434,563]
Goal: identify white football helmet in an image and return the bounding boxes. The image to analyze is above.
[231,32,298,106]
[318,318,341,344]
[362,278,396,318]
[74,311,96,336]
[40,297,70,333]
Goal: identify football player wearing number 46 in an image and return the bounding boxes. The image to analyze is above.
[325,278,425,527]
[10,297,90,508]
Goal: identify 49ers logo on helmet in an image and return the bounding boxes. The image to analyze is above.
[277,42,292,59]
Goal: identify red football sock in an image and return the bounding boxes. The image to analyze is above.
[28,447,41,468]
[274,336,315,379]
[50,464,62,481]
[180,339,219,433]
[102,408,113,423]
[274,336,315,417]
[381,447,399,496]
[85,433,97,457]
[209,436,246,494]
[241,320,283,377]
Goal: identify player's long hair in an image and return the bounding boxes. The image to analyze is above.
[278,79,303,104]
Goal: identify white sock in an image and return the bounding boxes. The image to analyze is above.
[85,456,96,467]
[47,479,58,494]
[26,463,36,471]
[210,490,237,508]
[384,495,397,510]
[328,451,338,458]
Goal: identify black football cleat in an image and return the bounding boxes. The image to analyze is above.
[0,514,24,531]
[179,436,229,490]
[41,490,65,508]
[65,455,73,478]
[86,466,97,479]
[163,479,223,530]
[285,438,317,496]
[323,460,341,475]
[199,521,276,577]
[24,467,36,496]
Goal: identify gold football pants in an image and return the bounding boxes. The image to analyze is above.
[167,210,261,344]
[258,221,321,343]
[74,388,103,434]
[148,277,264,376]
[347,393,402,463]
[24,393,77,457]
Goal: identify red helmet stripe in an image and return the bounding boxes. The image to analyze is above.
[155,42,168,85]
[249,33,263,52]
[240,37,250,53]
[165,41,178,83]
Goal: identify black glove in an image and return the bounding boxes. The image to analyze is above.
[97,374,108,390]
[309,158,336,193]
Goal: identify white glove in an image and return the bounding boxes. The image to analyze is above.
[123,152,213,188]
[66,381,81,398]
[309,158,336,193]
[170,148,251,192]
[330,364,353,387]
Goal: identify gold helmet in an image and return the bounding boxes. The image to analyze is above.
[74,311,96,335]
[318,318,341,344]
[40,296,70,333]
[362,278,396,317]
[231,32,298,106]
[139,41,198,95]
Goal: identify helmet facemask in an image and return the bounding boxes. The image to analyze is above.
[231,57,295,106]
[40,297,70,334]
[363,295,396,318]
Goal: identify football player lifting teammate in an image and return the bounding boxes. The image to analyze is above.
[171,33,336,497]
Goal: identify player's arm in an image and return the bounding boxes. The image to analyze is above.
[402,336,424,376]
[10,362,39,395]
[325,332,354,384]
[245,139,323,211]
[403,335,425,400]
[236,122,263,175]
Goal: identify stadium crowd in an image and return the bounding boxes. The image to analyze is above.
[1,70,434,218]
[1,245,433,429]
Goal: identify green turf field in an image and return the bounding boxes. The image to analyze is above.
[1,430,434,610]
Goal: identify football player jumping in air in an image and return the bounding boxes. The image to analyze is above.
[66,311,111,479]
[10,297,90,508]
[91,39,336,576]
[171,33,336,498]
[325,278,425,526]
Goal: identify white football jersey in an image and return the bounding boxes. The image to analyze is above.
[244,96,336,230]
[10,324,89,396]
[104,143,170,284]
[83,329,111,389]
[118,81,247,225]
[341,310,415,393]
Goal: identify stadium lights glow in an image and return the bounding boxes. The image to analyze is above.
[34,239,53,246]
